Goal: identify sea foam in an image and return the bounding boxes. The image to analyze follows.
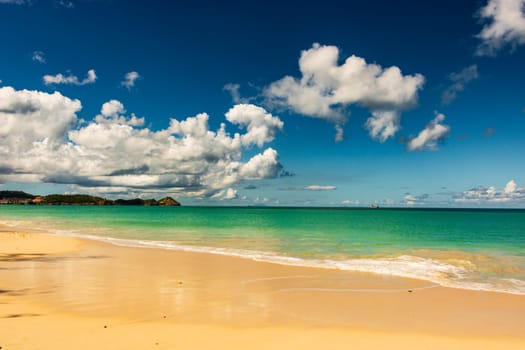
[52,230,525,295]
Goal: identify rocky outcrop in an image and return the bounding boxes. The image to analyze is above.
[158,196,181,206]
[0,191,35,204]
[0,191,181,206]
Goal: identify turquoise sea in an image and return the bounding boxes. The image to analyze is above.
[1,206,525,294]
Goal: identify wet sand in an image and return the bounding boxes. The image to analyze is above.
[1,226,525,349]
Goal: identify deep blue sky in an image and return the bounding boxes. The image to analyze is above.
[1,0,524,207]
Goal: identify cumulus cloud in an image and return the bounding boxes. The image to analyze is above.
[121,71,140,90]
[441,65,479,105]
[0,86,81,147]
[364,110,400,143]
[43,69,97,86]
[407,113,450,151]
[304,185,337,191]
[32,51,46,64]
[101,99,125,117]
[454,180,525,203]
[94,99,144,127]
[225,104,283,147]
[0,86,284,197]
[476,0,525,55]
[240,148,282,179]
[264,43,424,142]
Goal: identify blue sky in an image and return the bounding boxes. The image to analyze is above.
[1,0,525,207]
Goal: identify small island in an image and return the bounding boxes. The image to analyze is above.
[0,190,181,206]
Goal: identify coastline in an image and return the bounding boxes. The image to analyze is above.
[2,206,524,296]
[2,224,525,349]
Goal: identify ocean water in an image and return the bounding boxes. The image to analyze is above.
[1,206,525,294]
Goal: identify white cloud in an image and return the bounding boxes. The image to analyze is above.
[95,99,144,127]
[341,199,360,206]
[211,188,238,200]
[32,51,46,64]
[223,188,238,199]
[404,195,417,206]
[0,86,284,197]
[334,124,344,142]
[403,193,429,206]
[455,180,525,203]
[225,104,284,147]
[304,185,337,191]
[121,71,140,90]
[43,69,97,86]
[441,65,479,105]
[0,86,81,145]
[240,148,282,179]
[265,43,424,142]
[505,179,517,193]
[101,99,125,117]
[223,83,249,104]
[364,110,400,143]
[407,113,450,151]
[476,0,525,55]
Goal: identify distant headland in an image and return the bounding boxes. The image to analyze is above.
[0,190,181,206]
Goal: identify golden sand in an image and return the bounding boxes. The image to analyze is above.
[1,226,525,349]
[0,229,82,256]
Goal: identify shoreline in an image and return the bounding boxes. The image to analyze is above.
[51,231,525,296]
[3,219,525,296]
[2,225,525,349]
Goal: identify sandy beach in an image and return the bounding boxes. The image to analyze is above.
[2,225,525,349]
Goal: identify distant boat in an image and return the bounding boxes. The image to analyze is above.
[369,204,379,209]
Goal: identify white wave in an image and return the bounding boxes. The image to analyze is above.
[3,220,524,295]
[51,231,524,294]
